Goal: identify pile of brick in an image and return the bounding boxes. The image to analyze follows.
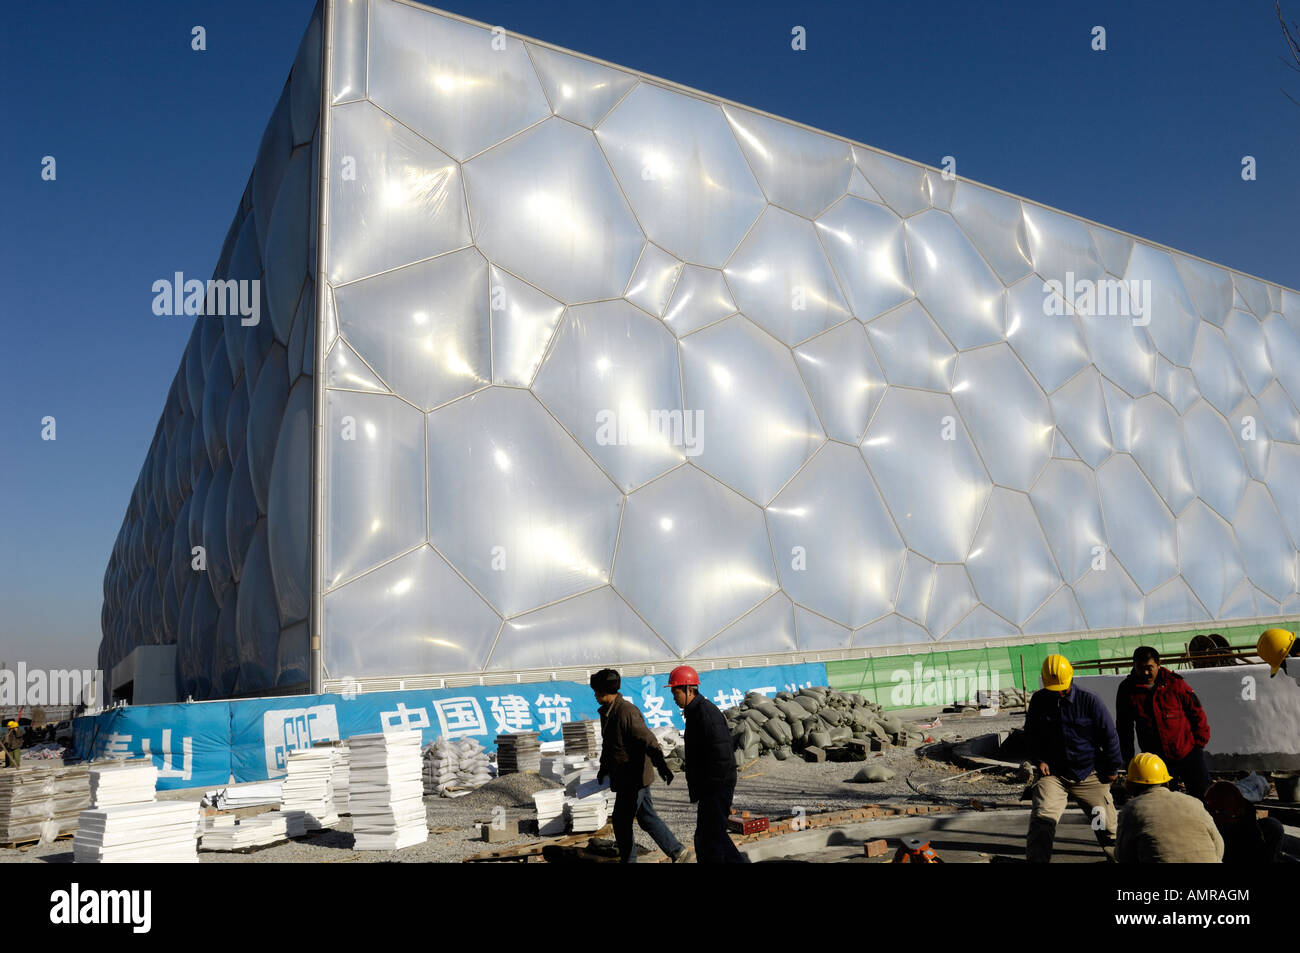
[723,686,920,765]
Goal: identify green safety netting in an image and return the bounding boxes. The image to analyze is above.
[827,621,1299,709]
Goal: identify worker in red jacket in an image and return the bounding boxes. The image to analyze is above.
[1115,647,1211,799]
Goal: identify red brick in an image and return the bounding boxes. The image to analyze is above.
[864,839,889,858]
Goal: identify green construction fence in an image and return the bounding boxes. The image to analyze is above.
[826,620,1299,709]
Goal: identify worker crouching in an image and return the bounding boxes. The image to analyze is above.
[1117,753,1223,862]
[1024,655,1121,863]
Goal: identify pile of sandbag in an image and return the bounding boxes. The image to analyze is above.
[723,686,910,765]
[422,738,493,797]
[653,727,686,773]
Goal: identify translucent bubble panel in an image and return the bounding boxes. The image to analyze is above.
[854,148,928,217]
[489,587,670,670]
[1182,401,1249,521]
[327,100,469,285]
[1006,277,1090,394]
[949,183,1031,284]
[1021,204,1103,289]
[488,263,564,387]
[679,316,824,504]
[465,118,643,303]
[816,196,913,321]
[426,387,622,617]
[533,300,685,491]
[1234,482,1300,601]
[767,443,907,628]
[952,345,1053,491]
[793,321,886,444]
[1096,455,1178,593]
[323,391,427,590]
[1030,460,1107,584]
[597,83,765,266]
[334,248,490,411]
[1178,501,1245,616]
[1126,244,1201,369]
[724,206,851,345]
[906,210,1005,349]
[866,300,955,392]
[862,389,992,563]
[525,42,638,129]
[368,1,549,161]
[663,265,735,337]
[722,105,853,218]
[693,593,797,659]
[967,489,1062,625]
[323,546,501,678]
[613,465,778,655]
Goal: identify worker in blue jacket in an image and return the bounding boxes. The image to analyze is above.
[1024,655,1123,862]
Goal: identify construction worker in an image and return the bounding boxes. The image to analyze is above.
[1116,753,1223,863]
[668,666,748,864]
[590,669,690,863]
[1257,628,1299,681]
[3,721,21,768]
[1115,647,1212,799]
[1204,780,1284,864]
[1024,655,1122,862]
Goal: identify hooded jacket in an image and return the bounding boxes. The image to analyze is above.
[1115,667,1210,764]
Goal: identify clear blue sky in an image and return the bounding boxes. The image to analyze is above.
[1,0,1297,671]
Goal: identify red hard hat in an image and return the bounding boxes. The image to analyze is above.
[667,665,700,688]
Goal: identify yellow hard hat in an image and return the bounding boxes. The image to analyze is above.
[5,721,15,728]
[1041,655,1073,692]
[1127,752,1172,785]
[1257,628,1296,676]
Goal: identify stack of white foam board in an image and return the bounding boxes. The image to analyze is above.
[562,759,601,796]
[496,731,541,775]
[280,748,338,835]
[73,801,199,863]
[89,763,157,808]
[562,719,602,757]
[349,732,427,851]
[0,764,91,844]
[332,746,351,815]
[200,812,289,851]
[533,789,567,837]
[205,782,282,810]
[565,790,611,833]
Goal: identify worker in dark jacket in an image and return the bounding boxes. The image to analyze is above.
[1024,655,1122,863]
[1204,781,1284,864]
[669,665,748,863]
[591,669,689,863]
[1115,646,1212,799]
[3,721,21,768]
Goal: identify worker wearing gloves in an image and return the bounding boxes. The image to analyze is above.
[1116,753,1223,863]
[1024,655,1122,863]
[590,668,690,864]
[1257,628,1299,682]
[1114,647,1212,799]
[669,666,748,863]
[3,721,21,768]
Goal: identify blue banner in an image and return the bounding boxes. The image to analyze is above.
[74,662,827,789]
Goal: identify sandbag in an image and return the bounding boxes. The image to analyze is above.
[796,694,823,713]
[775,698,811,722]
[789,718,806,743]
[880,714,903,735]
[829,725,853,743]
[819,707,845,727]
[743,742,761,761]
[754,701,781,720]
[773,745,791,761]
[738,725,757,751]
[744,710,769,728]
[734,749,748,768]
[808,730,832,749]
[851,765,896,783]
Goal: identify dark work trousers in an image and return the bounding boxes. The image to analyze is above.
[693,784,749,864]
[1166,747,1212,800]
[612,786,683,863]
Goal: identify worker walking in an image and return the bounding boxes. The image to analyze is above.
[1257,628,1299,681]
[1024,655,1122,863]
[1116,753,1223,863]
[1115,647,1212,799]
[3,721,21,769]
[668,666,748,864]
[590,669,690,864]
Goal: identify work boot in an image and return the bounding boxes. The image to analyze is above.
[672,846,695,863]
[1094,830,1117,863]
[1025,817,1057,863]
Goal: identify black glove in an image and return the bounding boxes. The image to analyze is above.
[659,767,674,786]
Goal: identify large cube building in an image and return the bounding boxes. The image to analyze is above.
[101,0,1300,701]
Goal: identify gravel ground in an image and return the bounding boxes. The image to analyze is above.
[0,706,1030,864]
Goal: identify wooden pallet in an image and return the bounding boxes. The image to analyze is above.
[462,822,613,862]
[2,831,74,851]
